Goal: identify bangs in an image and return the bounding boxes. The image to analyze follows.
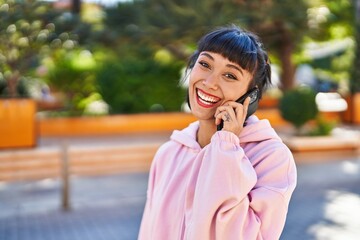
[197,30,258,73]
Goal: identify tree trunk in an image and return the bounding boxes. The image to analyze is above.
[7,72,20,98]
[72,0,81,14]
[278,31,296,91]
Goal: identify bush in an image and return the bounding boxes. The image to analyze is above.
[45,49,98,114]
[308,117,336,136]
[279,87,318,133]
[96,56,185,114]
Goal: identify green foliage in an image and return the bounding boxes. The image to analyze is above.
[0,73,29,98]
[350,4,360,93]
[104,0,311,90]
[45,48,98,114]
[96,48,185,114]
[105,0,309,56]
[104,0,253,60]
[279,87,318,132]
[304,0,359,93]
[0,0,76,98]
[78,92,109,116]
[1,0,358,116]
[240,0,309,48]
[308,117,336,136]
[307,0,354,40]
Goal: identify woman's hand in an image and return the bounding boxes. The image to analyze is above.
[214,97,251,136]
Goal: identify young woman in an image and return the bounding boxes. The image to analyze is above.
[138,25,297,240]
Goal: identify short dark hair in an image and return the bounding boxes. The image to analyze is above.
[186,25,271,99]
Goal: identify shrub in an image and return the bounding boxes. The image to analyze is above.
[279,87,318,133]
[308,117,336,136]
[45,49,97,114]
[96,56,185,114]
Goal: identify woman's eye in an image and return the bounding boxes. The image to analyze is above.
[225,73,237,80]
[198,61,210,69]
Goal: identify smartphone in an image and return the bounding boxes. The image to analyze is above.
[217,88,259,131]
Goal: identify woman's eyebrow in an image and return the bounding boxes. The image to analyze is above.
[226,64,243,75]
[200,52,244,75]
[199,52,214,60]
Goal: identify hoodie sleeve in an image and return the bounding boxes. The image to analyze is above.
[185,130,296,240]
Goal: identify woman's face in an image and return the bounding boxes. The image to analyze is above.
[188,51,253,121]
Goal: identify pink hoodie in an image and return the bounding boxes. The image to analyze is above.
[138,116,297,240]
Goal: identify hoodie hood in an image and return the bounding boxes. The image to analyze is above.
[170,121,201,150]
[170,115,281,149]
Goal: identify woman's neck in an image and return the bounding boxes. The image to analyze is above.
[197,120,217,148]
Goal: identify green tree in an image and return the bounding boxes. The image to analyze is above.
[237,0,309,90]
[351,0,360,92]
[306,0,353,40]
[105,0,243,59]
[303,1,355,87]
[0,0,62,97]
[104,0,311,90]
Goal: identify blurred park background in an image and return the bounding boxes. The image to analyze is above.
[1,0,360,239]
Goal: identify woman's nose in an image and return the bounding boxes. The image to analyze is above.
[202,73,219,89]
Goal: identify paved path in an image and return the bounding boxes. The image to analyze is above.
[281,155,360,240]
[0,173,148,240]
[1,153,360,240]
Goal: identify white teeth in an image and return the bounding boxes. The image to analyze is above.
[199,98,212,105]
[197,90,219,103]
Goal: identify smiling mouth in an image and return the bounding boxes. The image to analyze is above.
[196,88,221,107]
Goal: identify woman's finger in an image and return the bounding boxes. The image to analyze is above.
[214,105,236,125]
[239,97,251,123]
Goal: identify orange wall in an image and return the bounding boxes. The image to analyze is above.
[38,112,198,136]
[38,110,289,137]
[353,93,360,124]
[0,99,37,148]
